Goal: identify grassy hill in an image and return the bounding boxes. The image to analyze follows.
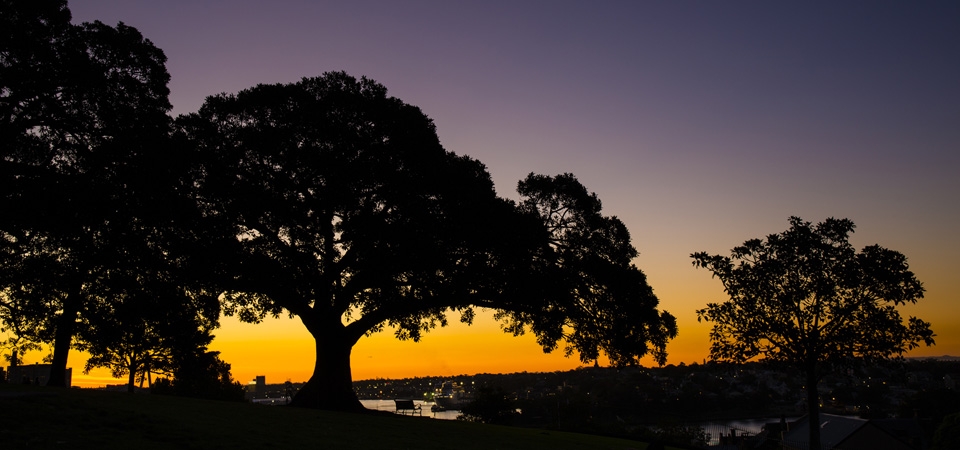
[0,384,670,449]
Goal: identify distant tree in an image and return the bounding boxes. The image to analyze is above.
[77,280,220,393]
[652,422,710,448]
[0,0,178,386]
[899,388,960,426]
[933,412,960,450]
[179,72,677,411]
[152,350,245,402]
[692,217,935,450]
[0,289,44,366]
[458,385,517,425]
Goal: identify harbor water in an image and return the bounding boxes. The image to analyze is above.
[360,399,461,420]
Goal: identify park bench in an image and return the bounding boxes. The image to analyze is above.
[394,399,422,416]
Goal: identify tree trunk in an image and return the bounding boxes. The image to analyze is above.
[127,365,136,393]
[47,294,80,387]
[289,320,364,412]
[805,366,822,450]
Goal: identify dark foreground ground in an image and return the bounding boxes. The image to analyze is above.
[0,384,675,450]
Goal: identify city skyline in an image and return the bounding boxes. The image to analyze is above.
[41,1,960,387]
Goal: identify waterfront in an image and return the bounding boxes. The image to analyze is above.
[697,417,800,446]
[360,397,796,443]
[360,399,461,420]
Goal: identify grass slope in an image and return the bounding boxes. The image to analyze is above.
[0,384,666,449]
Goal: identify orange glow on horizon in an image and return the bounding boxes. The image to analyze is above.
[23,270,958,390]
[64,310,955,389]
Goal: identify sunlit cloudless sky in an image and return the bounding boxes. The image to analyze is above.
[55,1,959,387]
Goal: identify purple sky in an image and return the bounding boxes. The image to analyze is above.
[65,1,960,379]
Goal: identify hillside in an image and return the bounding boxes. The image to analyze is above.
[0,384,667,449]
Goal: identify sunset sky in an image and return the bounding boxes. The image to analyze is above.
[42,1,960,387]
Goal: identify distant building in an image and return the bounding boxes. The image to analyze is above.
[782,414,921,450]
[5,364,72,387]
[246,375,266,400]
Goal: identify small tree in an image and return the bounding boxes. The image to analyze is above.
[692,217,934,450]
[152,350,245,402]
[78,281,219,393]
[933,412,960,450]
[458,385,517,425]
[0,288,44,366]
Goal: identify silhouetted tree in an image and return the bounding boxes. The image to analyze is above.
[178,72,676,411]
[152,350,245,402]
[0,1,180,386]
[178,72,537,410]
[77,280,219,393]
[458,385,517,425]
[0,288,44,366]
[933,412,960,450]
[692,216,935,450]
[510,173,677,366]
[899,388,960,427]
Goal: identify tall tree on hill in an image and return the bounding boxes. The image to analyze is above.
[692,217,935,450]
[0,0,197,386]
[179,72,677,411]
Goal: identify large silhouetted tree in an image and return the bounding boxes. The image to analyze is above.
[692,217,934,450]
[179,72,536,410]
[0,0,192,386]
[180,72,677,411]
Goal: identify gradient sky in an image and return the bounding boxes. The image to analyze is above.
[45,1,960,387]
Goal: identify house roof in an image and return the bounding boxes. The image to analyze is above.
[783,414,869,448]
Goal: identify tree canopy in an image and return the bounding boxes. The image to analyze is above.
[2,3,677,409]
[77,280,219,393]
[0,0,212,386]
[692,216,934,450]
[179,72,676,410]
[510,173,677,366]
[178,72,539,409]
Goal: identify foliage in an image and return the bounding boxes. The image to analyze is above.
[0,0,181,385]
[178,71,528,409]
[78,284,220,392]
[151,350,245,402]
[4,3,677,407]
[933,412,960,450]
[692,216,934,449]
[0,289,43,364]
[899,388,960,426]
[692,216,934,369]
[179,72,676,410]
[458,385,518,425]
[652,422,710,449]
[506,173,678,366]
[180,72,523,336]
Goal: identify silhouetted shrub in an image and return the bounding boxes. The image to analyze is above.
[151,351,244,402]
[934,412,960,450]
[458,385,517,425]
